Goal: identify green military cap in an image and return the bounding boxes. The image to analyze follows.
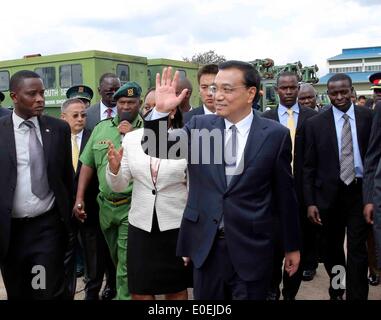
[113,81,142,101]
[0,91,4,102]
[66,85,94,102]
[369,72,381,90]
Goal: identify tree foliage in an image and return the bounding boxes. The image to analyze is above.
[183,50,226,64]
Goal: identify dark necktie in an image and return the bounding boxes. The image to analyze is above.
[23,120,50,199]
[225,124,237,186]
[340,114,355,185]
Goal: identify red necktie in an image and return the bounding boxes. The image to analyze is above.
[106,108,113,119]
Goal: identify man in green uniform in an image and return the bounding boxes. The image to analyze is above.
[73,81,143,300]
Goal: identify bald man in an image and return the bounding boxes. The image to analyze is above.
[176,77,193,113]
[298,83,319,112]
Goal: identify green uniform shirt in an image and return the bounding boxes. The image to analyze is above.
[80,114,143,200]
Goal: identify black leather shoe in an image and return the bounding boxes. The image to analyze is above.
[101,286,116,300]
[302,269,316,281]
[330,295,344,300]
[368,274,380,286]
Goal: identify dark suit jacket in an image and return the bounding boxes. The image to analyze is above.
[0,114,74,262]
[0,107,11,118]
[262,105,317,204]
[75,128,99,225]
[143,111,300,282]
[363,102,381,205]
[303,105,373,209]
[183,106,205,124]
[85,102,101,131]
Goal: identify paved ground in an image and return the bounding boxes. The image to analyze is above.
[1,264,381,300]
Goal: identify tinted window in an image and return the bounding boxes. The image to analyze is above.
[0,70,10,91]
[35,67,56,89]
[59,64,83,88]
[178,69,186,80]
[117,64,129,85]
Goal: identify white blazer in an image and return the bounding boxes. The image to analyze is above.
[106,128,188,232]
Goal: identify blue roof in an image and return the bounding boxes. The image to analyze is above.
[328,46,381,61]
[318,72,374,84]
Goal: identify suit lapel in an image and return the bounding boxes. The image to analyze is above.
[354,107,366,159]
[296,105,305,131]
[226,111,267,193]
[38,116,52,169]
[323,107,339,160]
[211,116,227,190]
[2,115,17,170]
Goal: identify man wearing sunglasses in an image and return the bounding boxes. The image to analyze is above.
[61,99,107,300]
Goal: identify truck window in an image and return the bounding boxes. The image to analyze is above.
[0,70,10,91]
[177,69,186,79]
[117,64,129,85]
[35,67,56,89]
[60,64,83,88]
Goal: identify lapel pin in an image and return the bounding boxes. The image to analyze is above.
[45,129,50,132]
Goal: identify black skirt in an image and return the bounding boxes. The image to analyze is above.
[127,210,193,295]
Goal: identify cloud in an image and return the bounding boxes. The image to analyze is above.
[0,0,380,79]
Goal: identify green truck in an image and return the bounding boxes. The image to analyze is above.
[0,50,200,116]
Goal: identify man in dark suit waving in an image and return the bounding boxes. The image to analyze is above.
[109,61,301,300]
[262,73,317,300]
[0,70,73,299]
[304,73,371,300]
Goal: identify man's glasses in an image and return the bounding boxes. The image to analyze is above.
[208,85,247,95]
[66,113,87,119]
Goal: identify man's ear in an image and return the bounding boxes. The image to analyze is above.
[248,87,257,104]
[10,91,17,104]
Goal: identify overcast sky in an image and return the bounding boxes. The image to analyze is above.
[1,0,380,76]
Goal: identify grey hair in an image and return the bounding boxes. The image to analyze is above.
[61,98,85,112]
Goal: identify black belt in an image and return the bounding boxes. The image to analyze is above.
[216,228,225,239]
[12,207,56,223]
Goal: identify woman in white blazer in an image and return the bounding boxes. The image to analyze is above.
[106,104,191,300]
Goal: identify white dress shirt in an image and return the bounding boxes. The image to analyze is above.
[100,101,117,121]
[332,104,363,178]
[223,111,253,173]
[203,104,215,115]
[12,112,55,218]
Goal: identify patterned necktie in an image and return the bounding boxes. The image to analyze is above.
[23,120,50,199]
[106,108,113,119]
[286,109,296,173]
[225,124,237,186]
[71,134,79,172]
[340,114,355,185]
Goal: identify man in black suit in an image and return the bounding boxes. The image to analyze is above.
[262,73,317,300]
[0,70,73,299]
[0,91,11,117]
[86,73,121,130]
[183,64,218,124]
[304,73,371,300]
[61,98,108,300]
[135,62,301,300]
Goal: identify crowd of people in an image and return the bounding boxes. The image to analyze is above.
[0,62,381,300]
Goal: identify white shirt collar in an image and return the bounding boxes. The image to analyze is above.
[13,111,39,129]
[72,129,84,140]
[203,104,215,115]
[279,103,299,115]
[332,103,355,120]
[224,110,253,136]
[100,100,116,115]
